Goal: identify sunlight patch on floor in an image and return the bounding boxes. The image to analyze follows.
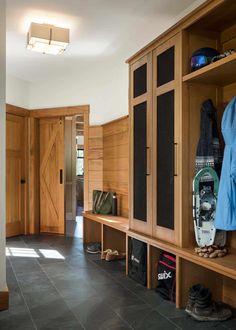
[6,247,65,259]
[39,249,65,259]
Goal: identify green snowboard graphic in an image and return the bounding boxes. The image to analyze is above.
[193,167,220,247]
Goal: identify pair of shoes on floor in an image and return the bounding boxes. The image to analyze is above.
[185,284,232,321]
[86,242,101,254]
[101,249,126,261]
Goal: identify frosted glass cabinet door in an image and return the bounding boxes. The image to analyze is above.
[130,53,152,235]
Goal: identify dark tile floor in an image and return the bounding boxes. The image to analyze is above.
[1,235,235,330]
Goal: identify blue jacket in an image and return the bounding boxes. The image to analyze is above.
[215,96,236,230]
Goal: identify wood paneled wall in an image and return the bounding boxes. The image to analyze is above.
[88,126,103,210]
[87,117,129,217]
[103,116,129,217]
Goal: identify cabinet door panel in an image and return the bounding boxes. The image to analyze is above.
[133,102,147,221]
[134,64,147,98]
[130,53,152,236]
[6,114,25,238]
[153,33,181,245]
[157,46,174,87]
[157,91,174,229]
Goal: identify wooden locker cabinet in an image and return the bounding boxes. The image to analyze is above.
[129,35,181,244]
[127,0,236,310]
[152,34,181,245]
[129,53,153,235]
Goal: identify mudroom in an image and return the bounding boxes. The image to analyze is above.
[1,0,236,329]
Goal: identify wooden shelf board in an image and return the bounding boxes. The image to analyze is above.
[127,230,236,280]
[183,53,236,86]
[82,211,129,233]
[179,247,236,280]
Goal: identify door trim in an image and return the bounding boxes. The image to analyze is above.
[28,105,89,234]
[29,105,89,118]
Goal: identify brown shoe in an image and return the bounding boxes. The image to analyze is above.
[105,250,126,261]
[101,249,112,260]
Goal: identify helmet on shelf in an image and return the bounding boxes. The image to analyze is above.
[190,47,220,71]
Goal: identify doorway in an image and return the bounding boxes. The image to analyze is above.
[65,115,85,238]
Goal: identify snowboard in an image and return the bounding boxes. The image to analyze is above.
[193,167,219,247]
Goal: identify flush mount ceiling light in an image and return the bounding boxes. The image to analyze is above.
[27,22,69,55]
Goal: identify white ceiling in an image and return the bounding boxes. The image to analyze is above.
[6,0,205,83]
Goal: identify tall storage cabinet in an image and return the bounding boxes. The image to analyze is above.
[129,35,181,244]
[129,54,153,235]
[152,34,181,245]
[127,0,236,310]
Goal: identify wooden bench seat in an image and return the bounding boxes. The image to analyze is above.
[82,211,129,233]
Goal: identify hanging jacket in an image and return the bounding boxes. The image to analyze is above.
[215,96,236,230]
[195,99,222,178]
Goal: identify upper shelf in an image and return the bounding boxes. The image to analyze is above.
[183,53,236,86]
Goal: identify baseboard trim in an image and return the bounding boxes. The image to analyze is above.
[0,288,9,311]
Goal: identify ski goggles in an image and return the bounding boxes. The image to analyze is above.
[191,55,213,71]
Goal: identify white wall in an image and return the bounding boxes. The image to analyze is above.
[29,58,128,125]
[6,74,29,109]
[6,0,206,125]
[0,0,6,291]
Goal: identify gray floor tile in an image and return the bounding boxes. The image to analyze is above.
[65,254,94,269]
[103,287,145,309]
[0,312,35,330]
[155,300,186,318]
[71,295,125,329]
[17,270,54,292]
[114,304,153,328]
[10,257,42,275]
[23,290,63,309]
[30,298,81,329]
[134,310,179,330]
[172,315,228,329]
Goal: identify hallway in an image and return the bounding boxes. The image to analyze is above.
[1,235,235,330]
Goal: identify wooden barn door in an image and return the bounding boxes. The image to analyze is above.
[39,117,65,234]
[6,114,26,237]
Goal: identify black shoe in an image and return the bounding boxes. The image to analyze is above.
[86,242,101,254]
[185,284,204,315]
[186,284,232,322]
[192,301,232,322]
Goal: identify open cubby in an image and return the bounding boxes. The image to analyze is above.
[103,225,126,254]
[179,258,236,309]
[149,245,177,303]
[128,237,147,286]
[183,0,236,77]
[182,9,236,268]
[83,212,128,269]
[180,3,236,312]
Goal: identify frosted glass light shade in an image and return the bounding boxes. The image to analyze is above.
[27,23,69,55]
